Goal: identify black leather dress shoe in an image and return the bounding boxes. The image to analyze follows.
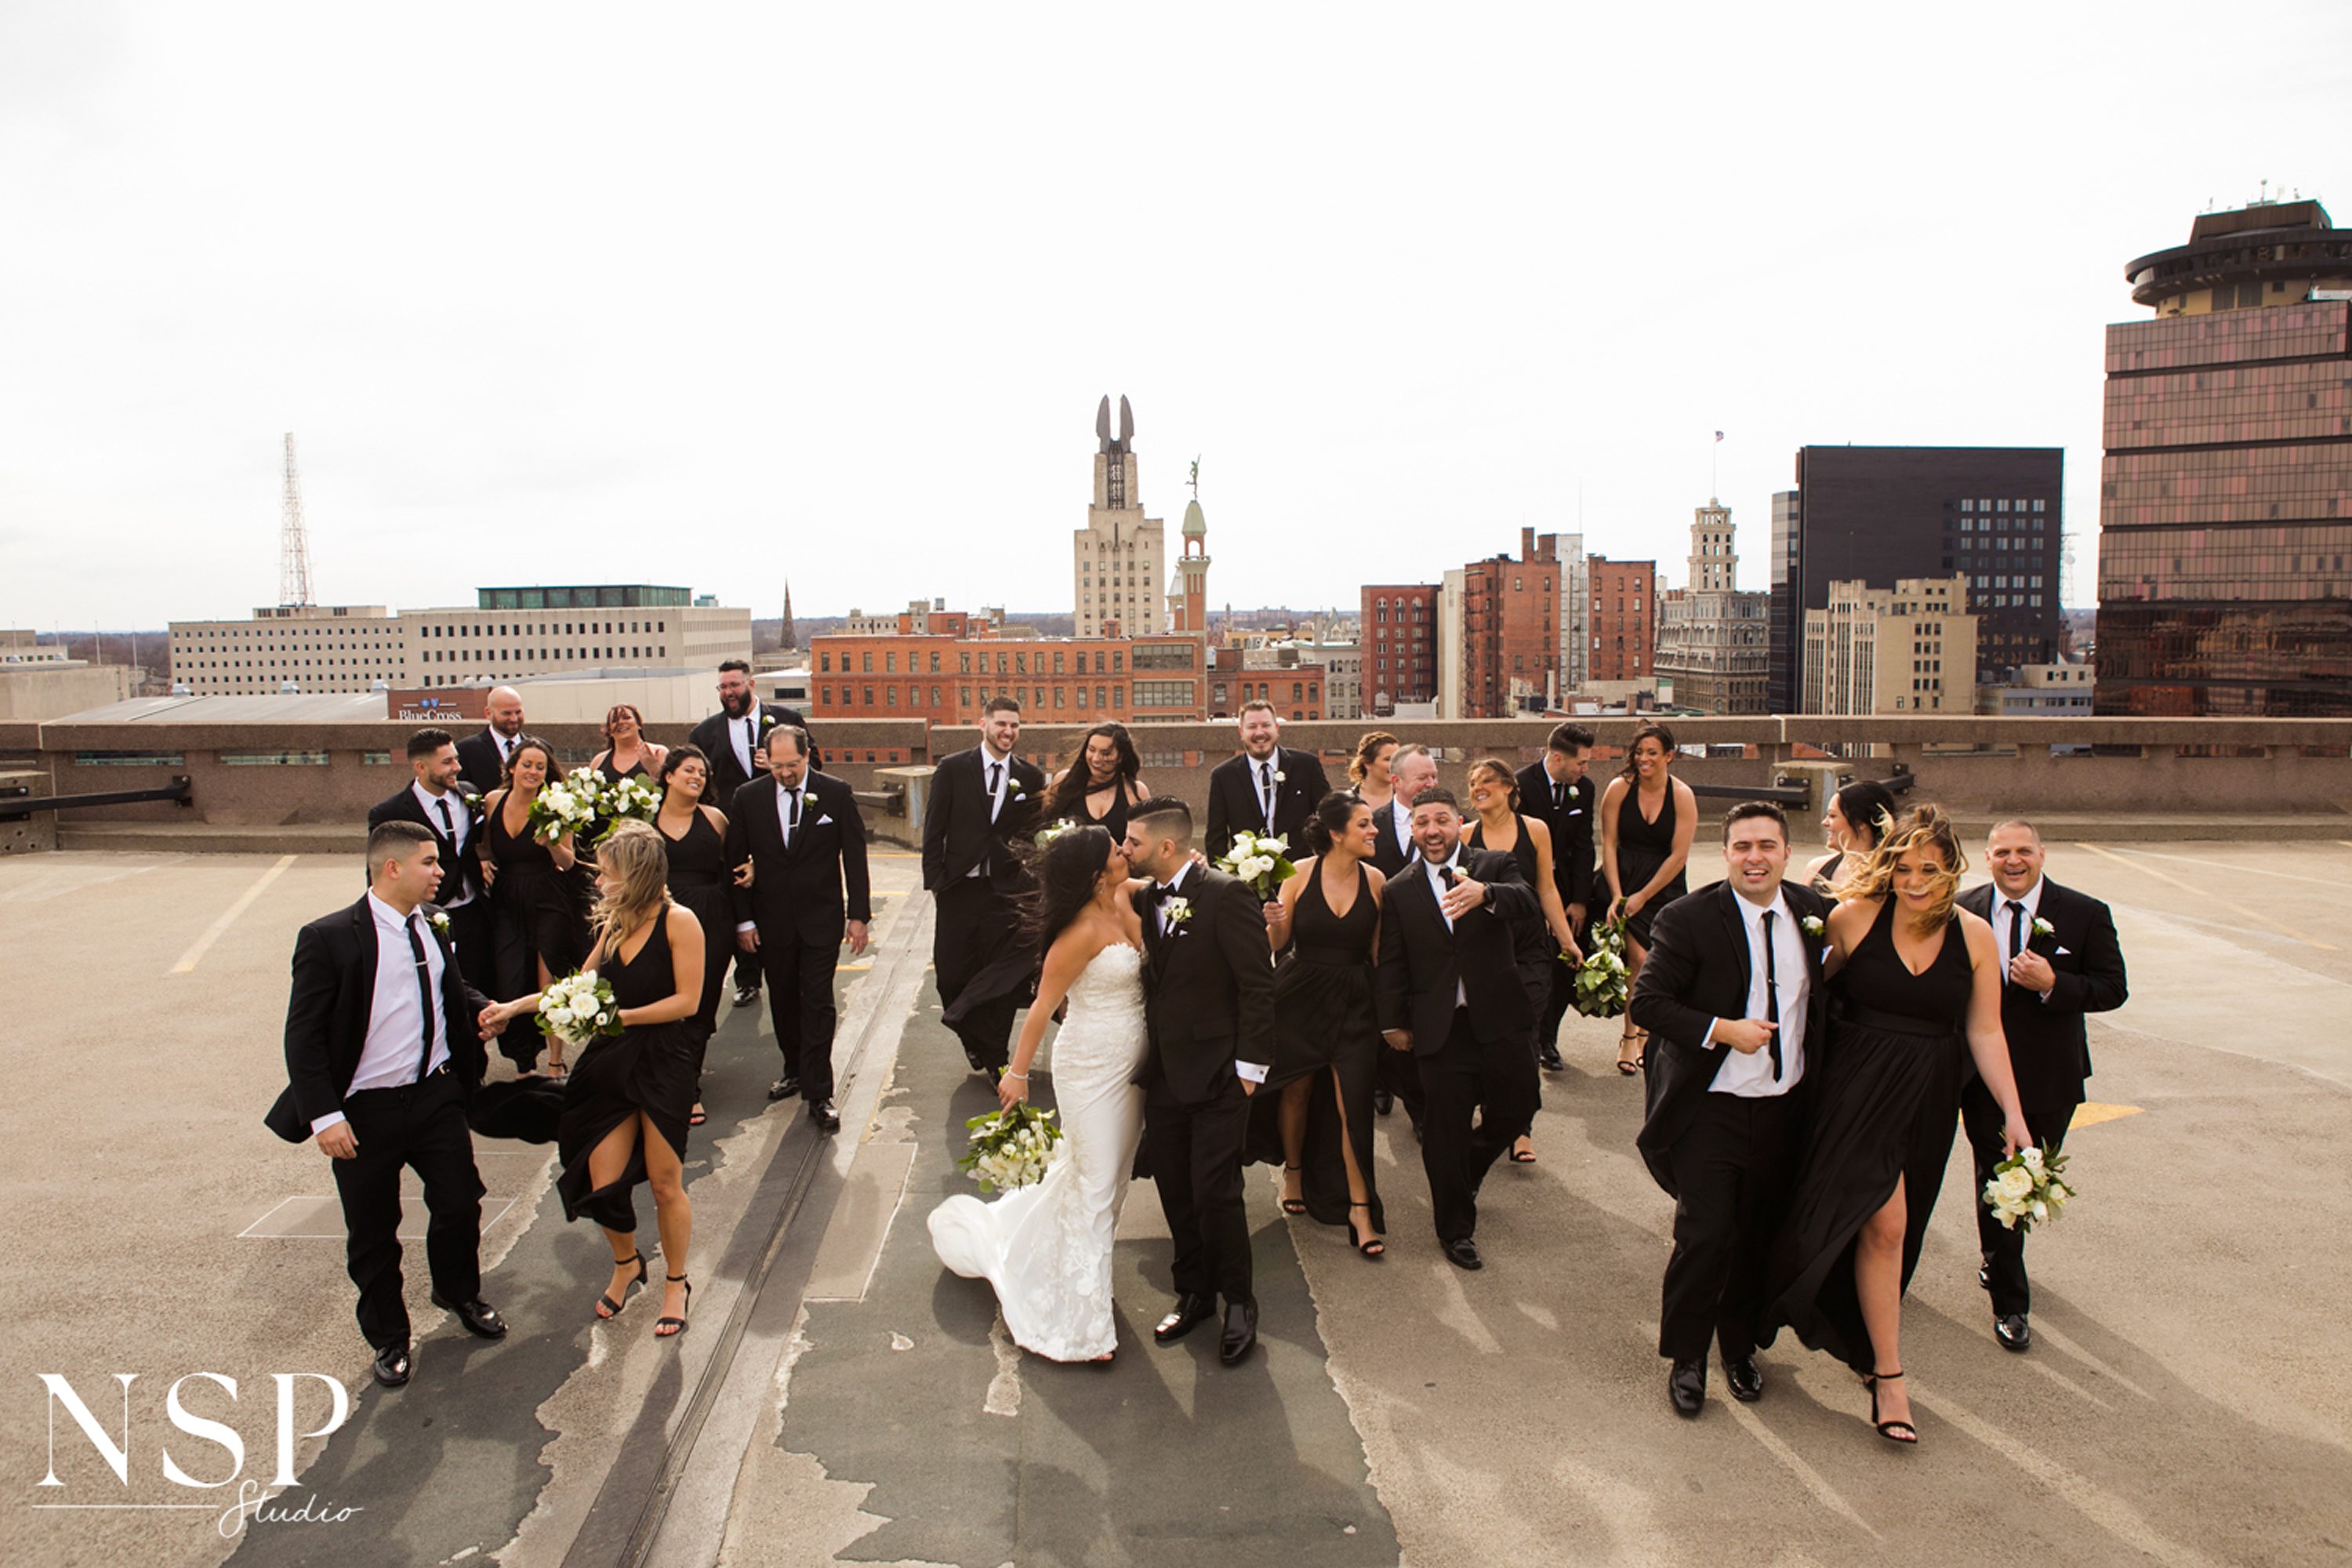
[962,1045,985,1073]
[1153,1293,1217,1345]
[1724,1356,1764,1403]
[429,1294,508,1340]
[734,983,760,1008]
[1668,1358,1705,1416]
[809,1098,841,1133]
[768,1076,800,1102]
[1442,1237,1483,1271]
[1979,1263,1991,1290]
[1373,1088,1394,1116]
[1218,1300,1259,1367]
[1994,1312,2031,1352]
[1537,1041,1566,1072]
[372,1343,412,1388]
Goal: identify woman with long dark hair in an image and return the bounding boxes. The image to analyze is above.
[1465,757,1582,1163]
[1599,722,1697,1076]
[1759,804,2032,1443]
[1251,790,1390,1257]
[1042,722,1152,844]
[654,744,732,1127]
[927,826,1154,1362]
[479,736,591,1074]
[1804,779,1898,894]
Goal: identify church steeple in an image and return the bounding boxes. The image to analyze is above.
[779,579,798,650]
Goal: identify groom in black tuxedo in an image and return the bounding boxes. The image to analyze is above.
[921,696,1045,1076]
[1203,700,1330,869]
[1632,802,1829,1415]
[1959,821,2128,1352]
[265,821,510,1389]
[1122,798,1276,1367]
[368,728,492,987]
[1518,723,1597,1071]
[1374,787,1540,1269]
[689,659,821,1008]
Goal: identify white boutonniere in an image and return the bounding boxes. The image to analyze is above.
[757,711,775,730]
[428,911,452,936]
[2031,916,2055,939]
[1007,782,1025,800]
[1273,769,1287,783]
[459,790,485,818]
[1163,895,1192,928]
[1801,915,1824,938]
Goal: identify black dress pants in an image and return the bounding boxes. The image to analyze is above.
[1418,1007,1538,1244]
[761,929,840,1103]
[445,901,495,1004]
[1143,1073,1254,1308]
[935,877,1018,1072]
[1660,1091,1803,1362]
[330,1069,485,1352]
[1962,1081,2073,1317]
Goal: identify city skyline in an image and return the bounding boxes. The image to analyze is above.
[3,5,2347,630]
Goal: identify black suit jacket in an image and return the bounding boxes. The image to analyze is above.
[1630,880,1831,1195]
[725,773,871,945]
[1370,797,1417,878]
[1138,864,1276,1104]
[1515,760,1596,914]
[921,746,1047,890]
[1374,848,1539,1054]
[264,896,492,1142]
[1204,746,1332,863]
[1958,878,2126,1112]
[366,784,487,903]
[689,702,822,808]
[454,729,516,797]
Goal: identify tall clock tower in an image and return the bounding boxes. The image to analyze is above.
[1071,395,1167,638]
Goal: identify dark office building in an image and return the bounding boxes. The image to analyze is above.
[1767,446,2064,713]
[2093,198,2352,716]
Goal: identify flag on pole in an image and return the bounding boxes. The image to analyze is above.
[1714,430,1725,442]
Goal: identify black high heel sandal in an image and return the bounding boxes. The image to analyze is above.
[1867,1369,1918,1445]
[1617,1023,1642,1075]
[655,1274,693,1339]
[1346,1202,1385,1259]
[1280,1163,1308,1215]
[595,1251,647,1320]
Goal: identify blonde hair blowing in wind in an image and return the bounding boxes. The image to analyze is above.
[1835,803,1968,932]
[592,819,671,953]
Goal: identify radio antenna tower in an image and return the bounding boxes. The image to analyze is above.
[278,432,315,608]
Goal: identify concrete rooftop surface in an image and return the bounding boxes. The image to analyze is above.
[5,839,2350,1568]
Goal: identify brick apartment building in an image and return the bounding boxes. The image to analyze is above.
[1588,555,1659,682]
[1461,528,1562,717]
[1360,583,1437,715]
[811,632,1211,724]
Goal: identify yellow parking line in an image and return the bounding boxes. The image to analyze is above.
[169,855,298,973]
[2070,1102,2143,1130]
[2074,842,2336,951]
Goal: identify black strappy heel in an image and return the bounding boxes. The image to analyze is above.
[655,1274,693,1339]
[596,1251,647,1321]
[1347,1202,1385,1259]
[1280,1163,1308,1214]
[1867,1370,1918,1445]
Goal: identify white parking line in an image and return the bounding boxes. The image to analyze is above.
[168,855,298,973]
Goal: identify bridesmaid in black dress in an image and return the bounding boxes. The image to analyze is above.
[1252,792,1389,1257]
[1599,722,1697,1076]
[488,821,706,1338]
[1759,805,2033,1443]
[654,745,733,1128]
[585,703,667,848]
[1041,722,1151,843]
[480,737,591,1073]
[1802,779,1898,895]
[1465,758,1582,1163]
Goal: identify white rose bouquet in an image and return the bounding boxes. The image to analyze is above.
[1569,914,1632,1019]
[1981,1143,2075,1233]
[956,1102,1065,1194]
[527,779,598,844]
[536,969,625,1050]
[1033,818,1079,850]
[1217,829,1296,901]
[596,775,663,839]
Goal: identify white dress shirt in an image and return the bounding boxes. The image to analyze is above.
[1422,847,1470,1005]
[1704,891,1808,1097]
[485,727,519,770]
[1154,864,1266,1083]
[1391,798,1417,862]
[738,780,809,935]
[967,744,1013,878]
[412,781,474,910]
[1251,753,1278,830]
[731,711,758,779]
[1993,877,2053,1003]
[310,892,451,1134]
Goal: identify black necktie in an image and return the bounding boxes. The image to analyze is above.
[1259,760,1275,826]
[786,786,802,844]
[502,738,515,764]
[987,760,1001,799]
[2006,900,2026,983]
[1552,779,1563,810]
[407,916,438,1081]
[435,797,455,842]
[1761,909,1783,1081]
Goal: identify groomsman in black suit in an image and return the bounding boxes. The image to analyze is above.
[1123,798,1276,1365]
[726,726,869,1132]
[1370,743,1437,878]
[368,728,492,987]
[1374,787,1541,1269]
[1631,802,1829,1416]
[1958,821,2128,1352]
[453,686,527,796]
[1517,723,1597,1071]
[264,821,510,1389]
[1204,701,1331,869]
[690,659,822,1008]
[920,696,1044,1076]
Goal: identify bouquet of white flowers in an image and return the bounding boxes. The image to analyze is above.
[1033,818,1079,851]
[595,775,663,838]
[536,969,625,1049]
[1568,915,1632,1019]
[527,779,598,844]
[1217,829,1295,901]
[1982,1143,2075,1233]
[956,1102,1065,1194]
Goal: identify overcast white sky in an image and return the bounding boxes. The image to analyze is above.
[4,2,2348,631]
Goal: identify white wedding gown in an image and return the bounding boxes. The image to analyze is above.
[927,942,1150,1361]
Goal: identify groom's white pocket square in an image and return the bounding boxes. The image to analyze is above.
[2055,945,2071,956]
[811,815,832,827]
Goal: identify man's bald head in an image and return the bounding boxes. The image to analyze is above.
[486,687,524,737]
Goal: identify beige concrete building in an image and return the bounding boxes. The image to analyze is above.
[1654,500,1770,713]
[1978,660,2096,717]
[170,585,751,695]
[1802,575,1978,715]
[1073,395,1167,639]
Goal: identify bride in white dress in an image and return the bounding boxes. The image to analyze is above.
[928,824,1152,1363]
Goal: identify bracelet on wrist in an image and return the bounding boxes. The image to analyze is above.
[1004,1071,1028,1080]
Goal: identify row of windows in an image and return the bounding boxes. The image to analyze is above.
[1956,499,2049,514]
[419,619,664,637]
